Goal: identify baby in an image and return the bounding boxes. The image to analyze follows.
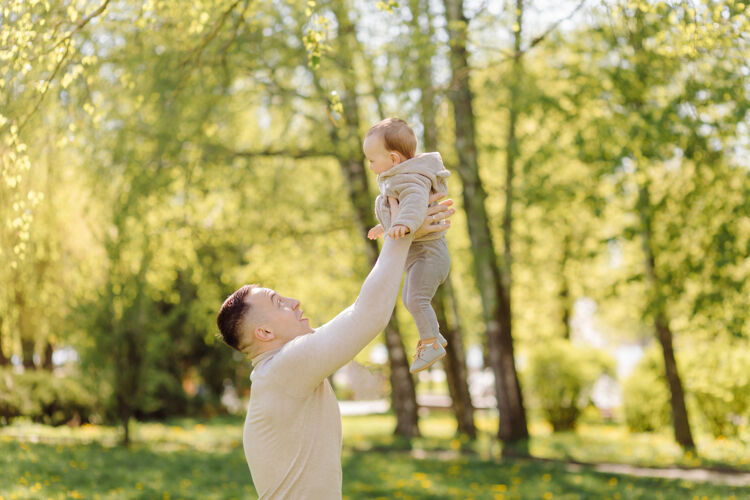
[363,117,451,373]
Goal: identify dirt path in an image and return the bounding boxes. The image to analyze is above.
[563,461,750,487]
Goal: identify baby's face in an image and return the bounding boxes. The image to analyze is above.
[363,135,400,175]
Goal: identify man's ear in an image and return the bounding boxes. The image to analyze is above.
[254,326,275,342]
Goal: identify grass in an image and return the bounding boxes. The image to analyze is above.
[0,412,748,499]
[343,411,750,472]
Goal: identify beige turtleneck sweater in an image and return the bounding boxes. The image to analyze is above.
[243,234,414,499]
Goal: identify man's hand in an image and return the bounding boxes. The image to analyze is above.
[368,224,385,240]
[388,224,409,239]
[388,192,455,240]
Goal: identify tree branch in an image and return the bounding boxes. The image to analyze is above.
[525,0,587,51]
[17,38,73,133]
[180,0,243,68]
[45,0,112,55]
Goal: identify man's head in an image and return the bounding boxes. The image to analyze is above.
[363,117,417,174]
[216,285,313,359]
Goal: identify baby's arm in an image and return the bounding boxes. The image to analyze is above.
[390,175,432,236]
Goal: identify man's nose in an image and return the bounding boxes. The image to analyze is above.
[290,299,300,309]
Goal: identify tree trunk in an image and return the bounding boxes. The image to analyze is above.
[0,323,9,365]
[328,2,420,438]
[638,184,695,450]
[443,0,529,451]
[407,0,475,436]
[433,278,476,437]
[121,414,130,446]
[21,336,35,370]
[560,233,572,340]
[41,341,54,371]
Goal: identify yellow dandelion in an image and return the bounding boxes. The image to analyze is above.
[492,484,507,492]
[608,477,618,486]
[494,495,504,500]
[136,482,143,490]
[543,493,553,500]
[512,477,521,485]
[412,472,427,481]
[542,474,551,482]
[70,491,82,499]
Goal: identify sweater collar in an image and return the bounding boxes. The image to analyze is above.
[251,347,282,367]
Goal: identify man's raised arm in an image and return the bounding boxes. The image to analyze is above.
[271,234,413,395]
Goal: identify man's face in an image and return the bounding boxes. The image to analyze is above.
[243,287,313,345]
[363,134,398,175]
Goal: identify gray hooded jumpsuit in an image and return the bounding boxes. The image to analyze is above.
[374,152,451,341]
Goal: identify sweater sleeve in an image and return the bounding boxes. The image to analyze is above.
[390,174,431,235]
[269,234,414,397]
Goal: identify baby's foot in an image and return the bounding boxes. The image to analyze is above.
[409,338,446,373]
[437,332,447,347]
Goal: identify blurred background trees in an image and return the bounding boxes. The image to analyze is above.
[1,0,748,451]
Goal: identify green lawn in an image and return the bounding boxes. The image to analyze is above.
[1,412,748,499]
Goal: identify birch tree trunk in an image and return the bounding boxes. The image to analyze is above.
[328,1,420,438]
[442,0,529,450]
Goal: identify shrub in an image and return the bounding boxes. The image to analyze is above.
[0,368,97,426]
[524,339,615,431]
[622,346,671,432]
[682,341,750,438]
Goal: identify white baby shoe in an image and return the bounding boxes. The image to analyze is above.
[409,338,446,373]
[437,332,448,347]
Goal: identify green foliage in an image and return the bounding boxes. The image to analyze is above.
[622,347,672,432]
[523,339,615,431]
[0,368,97,426]
[683,341,750,439]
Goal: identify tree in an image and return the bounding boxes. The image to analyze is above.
[404,0,475,437]
[571,0,749,450]
[442,0,529,450]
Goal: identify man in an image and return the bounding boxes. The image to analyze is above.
[216,194,454,499]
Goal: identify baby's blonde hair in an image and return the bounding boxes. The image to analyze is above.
[365,117,417,159]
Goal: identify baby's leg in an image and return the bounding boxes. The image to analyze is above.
[402,240,450,341]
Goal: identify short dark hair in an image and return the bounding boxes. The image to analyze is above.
[216,284,256,351]
[365,117,417,159]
